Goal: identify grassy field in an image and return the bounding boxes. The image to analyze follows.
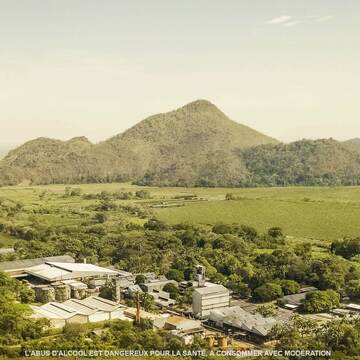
[1,184,360,242]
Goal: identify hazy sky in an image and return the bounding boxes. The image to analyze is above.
[0,0,359,147]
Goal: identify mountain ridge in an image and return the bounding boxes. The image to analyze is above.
[0,100,359,187]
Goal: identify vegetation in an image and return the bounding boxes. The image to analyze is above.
[0,183,360,357]
[300,290,340,313]
[272,315,360,357]
[2,100,360,188]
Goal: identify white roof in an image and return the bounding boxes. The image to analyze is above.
[25,262,118,281]
[30,305,65,320]
[47,262,118,275]
[346,303,360,310]
[80,296,123,312]
[63,299,99,315]
[26,264,72,281]
[39,302,80,319]
[193,284,229,296]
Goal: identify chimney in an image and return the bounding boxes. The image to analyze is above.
[83,258,87,264]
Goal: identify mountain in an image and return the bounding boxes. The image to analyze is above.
[0,100,278,186]
[343,138,360,154]
[0,145,13,159]
[1,100,360,187]
[0,136,98,185]
[98,99,278,186]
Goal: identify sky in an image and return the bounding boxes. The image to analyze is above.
[0,0,359,148]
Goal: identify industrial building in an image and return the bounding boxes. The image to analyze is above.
[278,287,316,310]
[25,261,119,282]
[30,296,127,328]
[164,316,204,345]
[0,255,75,278]
[0,256,126,303]
[142,279,177,293]
[208,306,280,342]
[192,284,230,318]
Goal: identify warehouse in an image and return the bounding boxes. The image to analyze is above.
[30,296,127,327]
[25,262,119,282]
[79,296,126,320]
[192,284,230,318]
[31,302,89,327]
[208,306,280,343]
[0,255,74,278]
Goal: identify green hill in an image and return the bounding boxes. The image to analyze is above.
[0,100,278,186]
[343,138,360,154]
[1,100,360,187]
[241,139,360,186]
[100,99,278,186]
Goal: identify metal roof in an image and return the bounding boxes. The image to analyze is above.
[80,296,123,312]
[26,263,72,281]
[63,299,99,315]
[46,262,118,275]
[0,255,74,272]
[24,262,118,282]
[209,306,280,337]
[346,303,360,310]
[40,302,80,319]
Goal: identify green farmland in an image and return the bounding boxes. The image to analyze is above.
[1,184,360,243]
[155,196,360,241]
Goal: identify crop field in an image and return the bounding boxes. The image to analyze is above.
[1,184,360,243]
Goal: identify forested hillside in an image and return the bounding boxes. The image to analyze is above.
[344,138,360,154]
[0,101,359,187]
[241,139,360,187]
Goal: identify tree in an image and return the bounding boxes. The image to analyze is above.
[144,219,168,231]
[268,227,283,238]
[18,283,35,303]
[301,290,340,313]
[135,190,151,199]
[331,237,360,259]
[135,274,146,285]
[166,269,184,282]
[280,280,300,295]
[212,223,233,235]
[94,212,107,223]
[256,303,278,317]
[140,293,155,312]
[163,283,179,300]
[253,283,283,302]
[346,280,360,299]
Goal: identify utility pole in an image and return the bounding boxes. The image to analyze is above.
[135,292,141,325]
